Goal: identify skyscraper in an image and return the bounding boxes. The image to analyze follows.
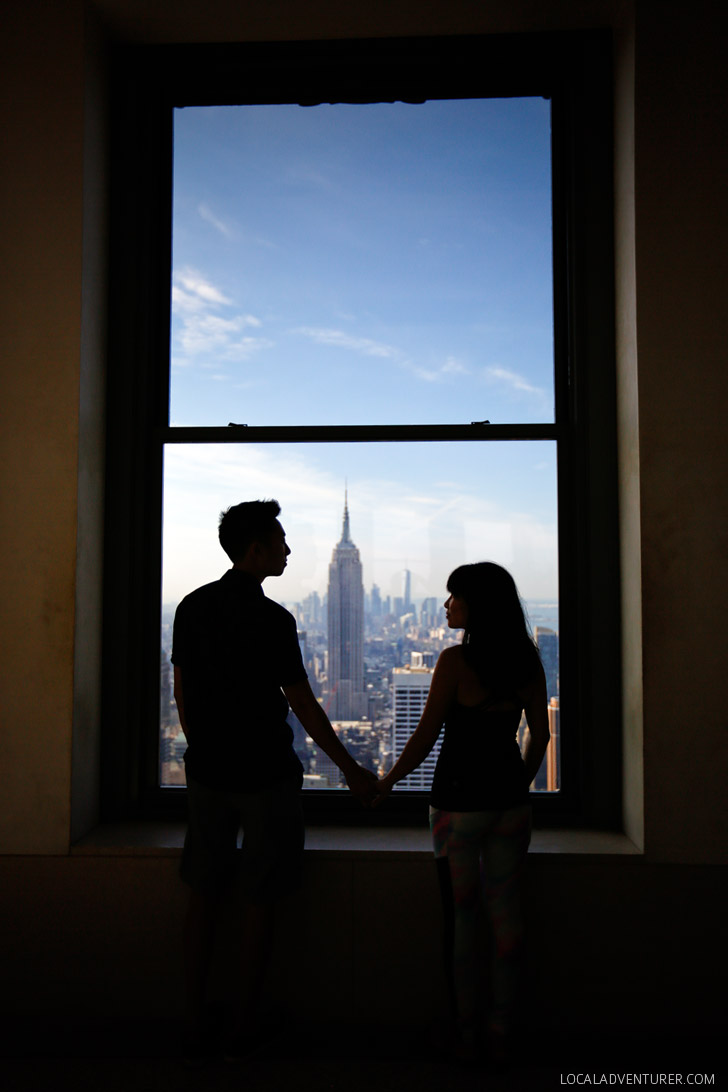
[534,626,559,700]
[547,696,560,791]
[392,662,441,790]
[533,627,560,792]
[327,493,365,721]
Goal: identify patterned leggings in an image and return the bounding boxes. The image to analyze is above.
[430,804,532,1034]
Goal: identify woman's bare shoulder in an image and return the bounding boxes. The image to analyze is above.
[436,644,468,682]
[438,644,464,668]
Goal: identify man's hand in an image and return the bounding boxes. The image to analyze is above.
[345,764,379,807]
[282,680,380,806]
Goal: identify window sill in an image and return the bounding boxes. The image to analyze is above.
[71,823,640,858]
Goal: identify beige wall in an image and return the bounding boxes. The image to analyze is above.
[0,0,86,854]
[0,0,726,1029]
[632,1,728,862]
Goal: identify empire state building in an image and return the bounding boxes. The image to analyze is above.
[327,494,365,721]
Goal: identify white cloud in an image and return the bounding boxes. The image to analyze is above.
[442,357,470,376]
[285,165,335,192]
[161,444,558,605]
[295,327,400,360]
[401,355,471,383]
[295,328,472,387]
[178,315,270,360]
[198,203,234,239]
[174,268,232,309]
[171,268,268,363]
[482,364,546,400]
[402,364,441,383]
[179,313,241,353]
[224,335,274,361]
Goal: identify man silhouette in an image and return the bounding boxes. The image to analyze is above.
[172,500,375,1061]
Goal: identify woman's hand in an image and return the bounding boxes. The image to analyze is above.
[372,774,394,807]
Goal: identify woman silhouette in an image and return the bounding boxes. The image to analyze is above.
[377,562,550,1063]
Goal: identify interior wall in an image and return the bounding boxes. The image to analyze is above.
[0,0,86,855]
[633,0,728,862]
[71,3,110,843]
[0,853,723,1029]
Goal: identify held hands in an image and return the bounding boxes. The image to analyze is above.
[344,763,379,806]
[371,774,394,808]
[344,764,394,808]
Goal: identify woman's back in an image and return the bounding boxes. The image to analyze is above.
[429,646,531,811]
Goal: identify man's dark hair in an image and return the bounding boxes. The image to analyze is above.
[218,499,281,563]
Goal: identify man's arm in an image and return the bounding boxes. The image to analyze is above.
[173,665,192,744]
[282,679,376,804]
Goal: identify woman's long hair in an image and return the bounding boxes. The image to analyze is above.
[447,562,540,699]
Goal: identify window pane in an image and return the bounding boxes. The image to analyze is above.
[170,99,554,427]
[159,441,560,791]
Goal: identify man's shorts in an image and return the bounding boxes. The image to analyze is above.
[180,776,305,903]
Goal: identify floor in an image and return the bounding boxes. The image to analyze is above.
[1,1021,723,1092]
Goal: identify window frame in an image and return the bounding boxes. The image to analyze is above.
[101,32,620,828]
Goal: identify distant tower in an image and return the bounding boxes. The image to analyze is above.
[421,596,439,627]
[327,491,365,720]
[534,626,559,700]
[547,697,560,791]
[403,568,412,612]
[532,627,560,792]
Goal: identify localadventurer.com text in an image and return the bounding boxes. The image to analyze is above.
[560,1077,714,1086]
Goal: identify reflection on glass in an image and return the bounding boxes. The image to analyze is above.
[159,441,559,791]
[170,98,553,427]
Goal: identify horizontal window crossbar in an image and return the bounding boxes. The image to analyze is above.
[160,423,560,444]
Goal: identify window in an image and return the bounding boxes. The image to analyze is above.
[103,35,619,825]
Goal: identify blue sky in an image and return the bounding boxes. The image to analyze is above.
[163,98,559,605]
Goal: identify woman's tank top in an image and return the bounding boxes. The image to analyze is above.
[429,700,529,811]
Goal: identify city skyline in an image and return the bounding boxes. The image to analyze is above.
[159,501,560,790]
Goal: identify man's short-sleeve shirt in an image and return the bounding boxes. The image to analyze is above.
[172,569,307,791]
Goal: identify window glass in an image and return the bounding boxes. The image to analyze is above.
[170,99,554,427]
[159,441,560,790]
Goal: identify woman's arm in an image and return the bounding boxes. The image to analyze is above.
[521,660,551,785]
[377,647,459,793]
